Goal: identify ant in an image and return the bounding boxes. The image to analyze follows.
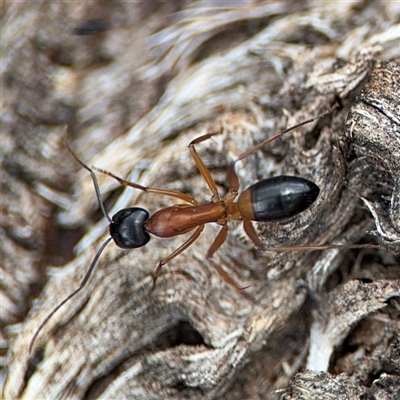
[30,103,356,354]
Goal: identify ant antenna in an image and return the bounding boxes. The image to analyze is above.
[29,127,114,354]
[29,237,112,354]
[63,127,112,224]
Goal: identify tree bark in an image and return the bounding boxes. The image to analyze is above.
[2,2,399,399]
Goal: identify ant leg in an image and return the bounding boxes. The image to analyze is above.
[93,167,197,205]
[206,224,228,259]
[152,225,204,289]
[189,132,224,202]
[243,220,265,251]
[222,104,340,204]
[223,162,240,204]
[64,127,197,206]
[189,131,242,205]
[234,103,340,164]
[242,221,378,254]
[262,243,385,252]
[207,259,245,291]
[205,224,247,291]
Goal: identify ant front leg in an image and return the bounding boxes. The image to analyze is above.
[93,167,197,205]
[151,225,204,290]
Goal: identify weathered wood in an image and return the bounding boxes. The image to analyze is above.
[2,2,399,399]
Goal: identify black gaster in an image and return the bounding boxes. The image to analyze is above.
[251,176,320,222]
[110,207,150,249]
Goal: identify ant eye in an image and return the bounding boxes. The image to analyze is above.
[110,207,150,249]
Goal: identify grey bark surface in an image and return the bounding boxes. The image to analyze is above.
[2,2,400,399]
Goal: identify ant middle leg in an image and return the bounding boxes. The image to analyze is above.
[243,220,264,251]
[206,223,228,259]
[188,131,225,202]
[189,131,242,206]
[205,223,249,291]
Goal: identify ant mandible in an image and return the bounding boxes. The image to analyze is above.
[30,105,339,354]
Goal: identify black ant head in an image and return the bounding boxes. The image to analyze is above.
[29,132,154,355]
[110,207,150,249]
